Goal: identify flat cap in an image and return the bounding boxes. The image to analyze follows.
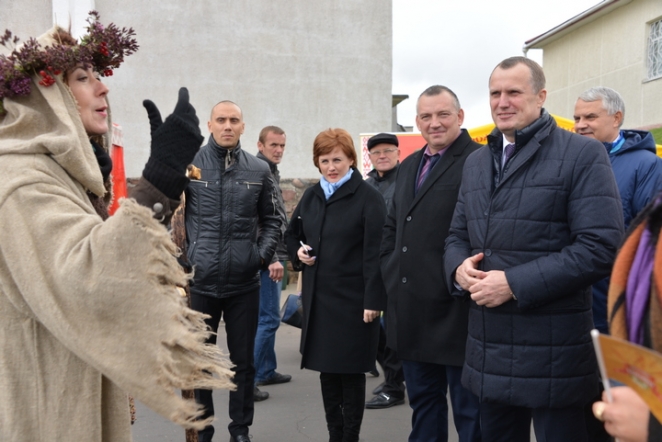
[367,133,399,150]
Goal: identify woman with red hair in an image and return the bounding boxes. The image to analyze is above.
[285,128,387,442]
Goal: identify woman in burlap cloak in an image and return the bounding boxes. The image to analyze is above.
[0,15,233,441]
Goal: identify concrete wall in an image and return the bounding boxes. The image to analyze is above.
[0,0,52,42]
[540,0,662,128]
[98,1,392,178]
[2,1,392,178]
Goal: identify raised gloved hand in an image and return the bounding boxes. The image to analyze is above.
[141,87,203,199]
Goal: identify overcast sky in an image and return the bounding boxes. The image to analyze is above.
[392,0,602,130]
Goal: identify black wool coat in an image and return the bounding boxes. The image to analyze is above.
[285,169,387,373]
[380,129,480,366]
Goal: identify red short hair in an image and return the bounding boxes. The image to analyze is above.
[312,128,357,171]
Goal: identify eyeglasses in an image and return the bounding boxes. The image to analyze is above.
[369,148,398,156]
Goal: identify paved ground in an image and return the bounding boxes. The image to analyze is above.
[130,283,462,442]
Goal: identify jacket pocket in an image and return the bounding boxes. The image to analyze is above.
[380,252,398,297]
[230,240,261,282]
[234,180,264,217]
[237,180,263,190]
[188,240,216,288]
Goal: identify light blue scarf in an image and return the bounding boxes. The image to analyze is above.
[604,132,625,154]
[319,168,354,200]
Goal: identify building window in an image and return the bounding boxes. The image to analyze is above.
[648,19,662,80]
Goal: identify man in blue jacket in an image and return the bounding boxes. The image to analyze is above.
[445,57,624,441]
[574,86,662,333]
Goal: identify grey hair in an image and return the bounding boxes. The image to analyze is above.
[578,87,625,126]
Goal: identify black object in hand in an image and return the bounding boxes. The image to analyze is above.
[300,241,316,258]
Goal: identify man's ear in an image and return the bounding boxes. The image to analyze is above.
[537,88,547,107]
[457,109,465,126]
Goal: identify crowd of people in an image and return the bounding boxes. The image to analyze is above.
[2,12,662,442]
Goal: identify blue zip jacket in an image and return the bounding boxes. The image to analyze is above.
[609,130,662,227]
[593,129,662,333]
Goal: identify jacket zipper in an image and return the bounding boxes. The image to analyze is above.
[239,181,262,189]
[190,179,210,188]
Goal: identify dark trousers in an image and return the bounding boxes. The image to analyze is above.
[376,317,405,398]
[320,373,366,442]
[191,290,260,441]
[480,401,589,442]
[401,360,481,442]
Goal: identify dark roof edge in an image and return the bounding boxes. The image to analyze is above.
[523,0,631,51]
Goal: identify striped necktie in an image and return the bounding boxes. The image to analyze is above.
[502,143,516,168]
[416,153,436,190]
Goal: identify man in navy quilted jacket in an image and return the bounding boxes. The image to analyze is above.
[445,57,624,442]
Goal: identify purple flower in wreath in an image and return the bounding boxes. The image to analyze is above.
[0,10,138,114]
[9,76,31,96]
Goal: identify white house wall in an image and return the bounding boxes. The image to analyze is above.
[541,0,662,128]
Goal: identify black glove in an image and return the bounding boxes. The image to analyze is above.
[141,87,203,199]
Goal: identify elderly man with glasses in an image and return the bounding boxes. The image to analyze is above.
[363,133,406,410]
[365,133,400,211]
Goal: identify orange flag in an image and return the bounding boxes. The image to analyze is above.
[593,330,662,421]
[109,123,128,216]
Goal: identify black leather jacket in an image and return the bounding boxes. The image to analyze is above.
[185,137,282,298]
[256,152,288,262]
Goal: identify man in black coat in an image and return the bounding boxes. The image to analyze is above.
[364,133,406,410]
[444,57,624,442]
[381,86,481,442]
[364,132,400,212]
[186,101,282,442]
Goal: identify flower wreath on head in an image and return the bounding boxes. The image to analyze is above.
[0,10,138,114]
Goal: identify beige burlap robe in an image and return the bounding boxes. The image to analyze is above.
[0,29,234,441]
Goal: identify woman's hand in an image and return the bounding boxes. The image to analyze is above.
[363,310,380,323]
[593,386,649,442]
[297,245,316,266]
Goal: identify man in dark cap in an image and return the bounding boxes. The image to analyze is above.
[364,133,400,211]
[364,133,406,410]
